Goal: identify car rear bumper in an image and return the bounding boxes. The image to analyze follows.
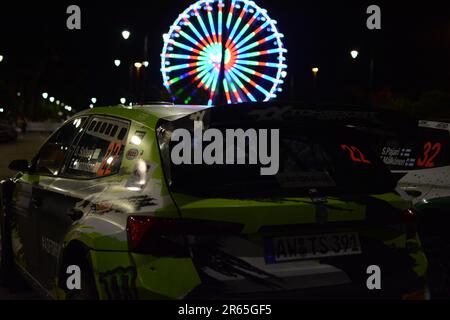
[87,247,427,300]
[186,282,427,300]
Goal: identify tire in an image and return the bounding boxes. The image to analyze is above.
[419,209,450,299]
[421,234,450,299]
[0,180,15,285]
[0,205,14,286]
[63,251,99,300]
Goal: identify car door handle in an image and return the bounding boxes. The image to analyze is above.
[31,197,43,208]
[67,208,84,221]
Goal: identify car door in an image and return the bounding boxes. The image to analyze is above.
[36,116,130,290]
[21,117,88,287]
[10,172,40,277]
[10,117,87,283]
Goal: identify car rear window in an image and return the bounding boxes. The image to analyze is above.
[159,122,395,198]
[379,124,450,171]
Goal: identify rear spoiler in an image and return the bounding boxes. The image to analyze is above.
[157,102,419,138]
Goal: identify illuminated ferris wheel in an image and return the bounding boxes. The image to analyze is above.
[161,0,288,106]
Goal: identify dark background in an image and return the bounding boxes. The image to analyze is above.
[0,0,449,118]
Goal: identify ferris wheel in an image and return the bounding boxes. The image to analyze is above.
[161,0,287,106]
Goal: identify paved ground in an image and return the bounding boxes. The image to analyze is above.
[0,133,47,180]
[0,133,48,299]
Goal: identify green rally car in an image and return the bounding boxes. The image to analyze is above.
[0,102,427,299]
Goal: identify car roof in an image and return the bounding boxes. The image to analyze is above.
[77,104,209,129]
[75,101,418,132]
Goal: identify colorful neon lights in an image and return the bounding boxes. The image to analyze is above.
[161,0,288,106]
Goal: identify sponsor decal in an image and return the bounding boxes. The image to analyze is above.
[248,106,377,123]
[99,266,137,300]
[42,236,62,258]
[126,148,139,160]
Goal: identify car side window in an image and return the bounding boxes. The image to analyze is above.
[33,117,87,176]
[64,117,130,179]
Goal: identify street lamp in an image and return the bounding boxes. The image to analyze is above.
[120,98,126,104]
[134,62,143,69]
[56,100,60,105]
[0,55,3,63]
[114,59,121,67]
[42,92,49,99]
[349,49,373,105]
[91,97,97,104]
[143,61,149,68]
[49,97,55,103]
[311,67,319,102]
[89,104,94,109]
[122,30,131,40]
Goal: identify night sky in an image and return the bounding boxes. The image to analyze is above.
[0,0,449,113]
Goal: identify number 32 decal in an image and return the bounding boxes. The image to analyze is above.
[341,145,371,164]
[417,142,441,168]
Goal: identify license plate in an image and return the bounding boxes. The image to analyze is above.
[265,232,362,264]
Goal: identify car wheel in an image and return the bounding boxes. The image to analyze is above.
[421,234,450,299]
[0,207,14,285]
[63,252,99,300]
[419,209,450,299]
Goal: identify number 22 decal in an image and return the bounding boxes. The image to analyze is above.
[97,141,123,177]
[417,142,441,168]
[341,145,371,164]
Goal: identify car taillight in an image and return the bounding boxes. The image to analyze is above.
[402,208,419,223]
[401,289,428,300]
[127,216,155,249]
[126,216,243,254]
[402,208,419,239]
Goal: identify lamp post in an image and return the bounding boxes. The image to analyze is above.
[369,57,374,106]
[312,67,319,102]
[350,49,374,106]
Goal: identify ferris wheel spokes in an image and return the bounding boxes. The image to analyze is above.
[161,0,287,105]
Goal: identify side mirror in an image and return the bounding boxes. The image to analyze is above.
[8,160,29,172]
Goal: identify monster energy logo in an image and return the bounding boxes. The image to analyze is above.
[99,266,137,300]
